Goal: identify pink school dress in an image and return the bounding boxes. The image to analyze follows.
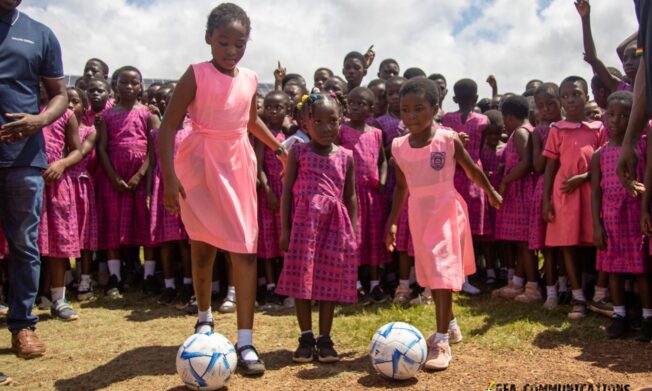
[528,124,550,250]
[395,202,414,256]
[597,143,647,273]
[478,144,504,242]
[257,129,286,259]
[392,127,475,291]
[96,105,152,249]
[39,109,80,258]
[339,123,388,266]
[376,113,404,207]
[150,127,191,245]
[175,62,259,253]
[495,125,536,242]
[275,143,358,303]
[542,120,606,246]
[67,125,98,252]
[442,111,488,235]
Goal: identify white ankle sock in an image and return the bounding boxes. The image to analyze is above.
[196,308,213,334]
[546,285,557,298]
[448,318,459,331]
[238,329,258,361]
[184,277,193,286]
[356,280,363,290]
[572,289,586,302]
[143,260,156,278]
[613,305,626,318]
[434,332,449,345]
[370,280,380,290]
[399,279,410,289]
[226,286,236,302]
[164,278,175,289]
[266,283,276,291]
[507,268,515,282]
[107,259,121,281]
[51,287,65,302]
[643,308,652,319]
[593,286,608,302]
[512,276,524,287]
[558,276,569,292]
[301,329,313,336]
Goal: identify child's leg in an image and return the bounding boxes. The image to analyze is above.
[190,240,217,333]
[293,299,315,363]
[295,299,312,332]
[562,246,587,319]
[180,241,191,281]
[106,249,121,280]
[393,252,412,304]
[542,248,559,309]
[160,242,176,289]
[425,289,453,369]
[483,242,498,282]
[48,258,79,320]
[514,242,541,303]
[607,273,628,338]
[80,250,92,276]
[635,272,652,341]
[77,250,94,300]
[318,301,336,336]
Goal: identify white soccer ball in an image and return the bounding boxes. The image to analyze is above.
[369,322,427,380]
[176,332,238,390]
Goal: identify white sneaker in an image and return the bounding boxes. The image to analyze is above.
[424,340,452,370]
[218,298,236,313]
[283,296,295,308]
[448,328,463,344]
[393,285,411,305]
[492,283,524,299]
[462,281,481,295]
[409,290,433,306]
[77,279,94,301]
[543,295,558,310]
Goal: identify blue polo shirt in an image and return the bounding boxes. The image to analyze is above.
[0,9,63,168]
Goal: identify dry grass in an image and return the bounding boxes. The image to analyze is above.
[2,290,652,390]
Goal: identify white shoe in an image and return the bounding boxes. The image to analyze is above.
[462,281,481,295]
[409,290,433,306]
[543,296,558,310]
[393,285,411,305]
[218,298,236,313]
[424,341,452,370]
[514,285,543,303]
[283,296,295,308]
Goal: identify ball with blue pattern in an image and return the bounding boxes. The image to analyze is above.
[176,332,237,390]
[369,322,427,380]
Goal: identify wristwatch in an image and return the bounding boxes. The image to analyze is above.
[274,145,287,157]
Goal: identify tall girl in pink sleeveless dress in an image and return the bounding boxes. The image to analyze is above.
[386,79,501,371]
[157,4,287,375]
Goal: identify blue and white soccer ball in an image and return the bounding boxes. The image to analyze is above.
[176,332,238,390]
[369,322,427,380]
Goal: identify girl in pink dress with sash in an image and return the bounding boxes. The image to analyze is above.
[386,78,502,371]
[158,4,287,376]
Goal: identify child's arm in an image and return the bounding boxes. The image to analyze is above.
[617,31,638,62]
[532,130,546,174]
[498,127,531,195]
[248,95,288,165]
[279,148,298,252]
[385,163,408,252]
[255,139,279,212]
[377,142,388,193]
[590,150,606,249]
[486,75,498,98]
[145,133,155,209]
[80,129,97,158]
[127,114,160,191]
[542,158,560,222]
[642,128,652,236]
[274,61,286,92]
[44,114,83,183]
[576,0,621,92]
[453,133,502,209]
[343,154,358,237]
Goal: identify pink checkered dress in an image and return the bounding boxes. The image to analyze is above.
[528,124,550,250]
[442,111,488,235]
[376,113,404,207]
[276,143,358,303]
[597,143,647,273]
[67,125,98,251]
[38,109,81,258]
[0,226,7,259]
[339,123,389,266]
[96,106,152,249]
[257,129,286,259]
[149,127,190,245]
[395,201,414,256]
[477,144,505,242]
[495,125,536,242]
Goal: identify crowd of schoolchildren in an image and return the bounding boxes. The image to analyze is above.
[1,0,650,368]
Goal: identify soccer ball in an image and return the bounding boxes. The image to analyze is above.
[176,332,238,390]
[369,322,427,380]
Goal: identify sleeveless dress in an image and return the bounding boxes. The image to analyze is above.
[96,105,152,249]
[175,62,259,253]
[392,127,475,291]
[276,143,358,303]
[339,123,388,266]
[442,111,488,235]
[68,125,97,251]
[150,127,191,245]
[528,124,550,250]
[542,120,606,246]
[478,144,504,242]
[494,125,536,242]
[39,109,80,258]
[257,129,286,259]
[597,144,647,273]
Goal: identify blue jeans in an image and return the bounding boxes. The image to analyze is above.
[0,167,43,332]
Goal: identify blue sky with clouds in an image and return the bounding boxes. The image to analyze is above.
[21,0,637,110]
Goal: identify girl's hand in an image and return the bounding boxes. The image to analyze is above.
[593,224,607,250]
[542,199,555,223]
[486,75,497,89]
[43,161,65,183]
[273,61,286,85]
[385,224,397,252]
[163,175,186,215]
[575,0,590,18]
[148,104,161,117]
[560,174,585,194]
[94,113,104,128]
[364,45,375,69]
[459,132,470,147]
[279,230,290,252]
[488,190,503,210]
[111,176,130,192]
[277,148,289,174]
[265,188,280,212]
[641,211,652,236]
[127,172,144,190]
[624,179,646,198]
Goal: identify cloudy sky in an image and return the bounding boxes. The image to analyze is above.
[22,0,637,111]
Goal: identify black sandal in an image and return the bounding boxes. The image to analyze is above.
[194,320,214,334]
[236,344,265,376]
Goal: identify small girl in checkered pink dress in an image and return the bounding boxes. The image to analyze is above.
[66,87,98,302]
[96,66,161,297]
[277,93,357,363]
[339,87,388,303]
[39,85,84,321]
[595,91,651,339]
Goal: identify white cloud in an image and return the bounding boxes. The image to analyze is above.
[22,0,638,111]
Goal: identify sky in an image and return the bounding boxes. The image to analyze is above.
[22,0,638,111]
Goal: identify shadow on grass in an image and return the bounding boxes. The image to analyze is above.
[295,352,368,380]
[357,373,419,389]
[54,345,178,390]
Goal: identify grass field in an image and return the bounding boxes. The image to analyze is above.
[2,288,652,390]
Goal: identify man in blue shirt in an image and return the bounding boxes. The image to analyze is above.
[0,0,68,361]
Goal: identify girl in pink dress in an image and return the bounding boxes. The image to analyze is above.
[39,87,84,321]
[96,66,160,298]
[530,83,565,310]
[339,87,388,303]
[542,76,607,320]
[255,91,291,306]
[158,4,287,375]
[66,87,98,301]
[594,91,651,340]
[492,96,539,303]
[386,78,502,371]
[82,79,111,127]
[277,93,357,364]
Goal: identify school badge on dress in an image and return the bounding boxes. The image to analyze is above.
[430,152,445,171]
